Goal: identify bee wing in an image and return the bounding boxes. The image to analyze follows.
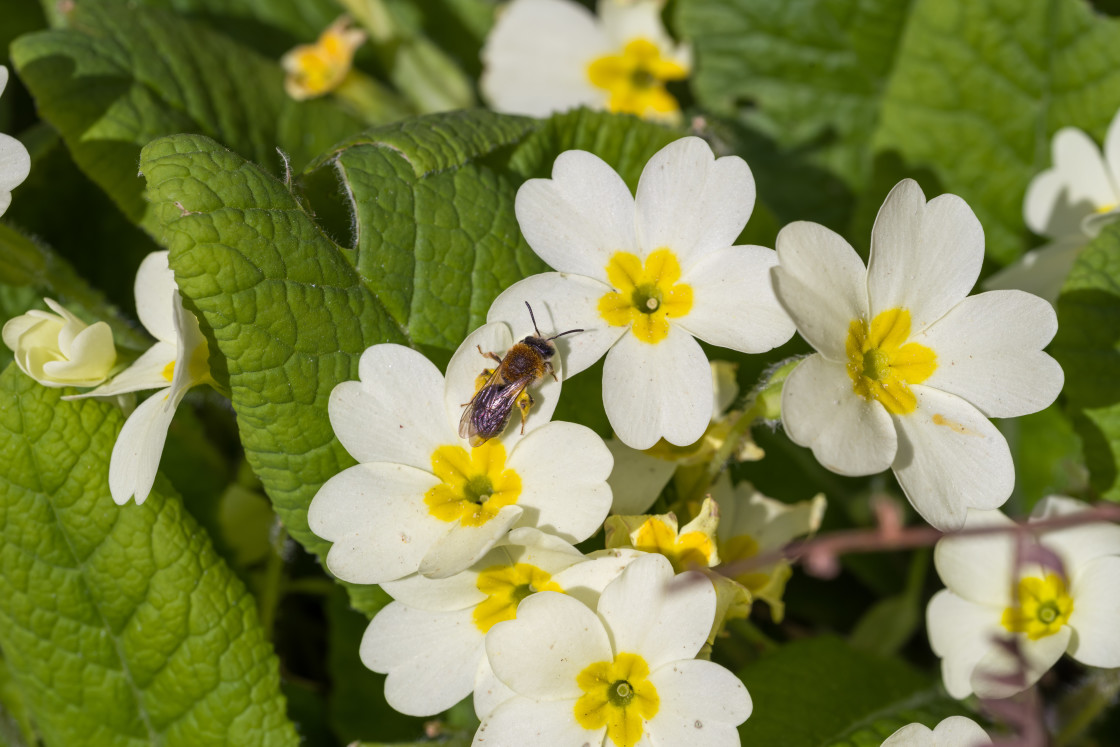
[459,376,533,444]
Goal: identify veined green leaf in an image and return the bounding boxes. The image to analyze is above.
[738,636,970,746]
[11,0,364,232]
[0,365,298,746]
[1053,223,1120,501]
[678,0,1120,264]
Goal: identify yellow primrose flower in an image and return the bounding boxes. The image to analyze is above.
[281,17,367,100]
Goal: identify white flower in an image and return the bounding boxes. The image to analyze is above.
[481,0,691,121]
[308,322,613,584]
[280,16,366,100]
[0,66,31,217]
[2,298,116,388]
[606,360,745,514]
[771,179,1063,530]
[712,473,825,622]
[987,108,1120,303]
[881,716,991,747]
[479,553,751,747]
[360,528,640,718]
[69,251,211,505]
[927,496,1120,699]
[488,136,796,451]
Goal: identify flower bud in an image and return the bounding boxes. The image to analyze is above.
[2,298,117,388]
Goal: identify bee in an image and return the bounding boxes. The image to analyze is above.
[459,302,582,446]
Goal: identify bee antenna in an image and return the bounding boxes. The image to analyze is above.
[524,301,544,338]
[547,328,584,341]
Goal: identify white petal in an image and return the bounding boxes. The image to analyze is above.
[932,716,991,746]
[68,341,177,399]
[1106,108,1120,196]
[1068,556,1120,667]
[514,149,637,277]
[487,273,625,377]
[329,344,455,471]
[772,221,869,361]
[166,291,209,408]
[1030,496,1120,572]
[880,723,934,747]
[891,387,1013,531]
[551,549,643,609]
[419,504,524,579]
[971,628,1069,699]
[133,251,178,343]
[308,463,446,584]
[646,660,751,744]
[602,325,711,450]
[982,238,1086,306]
[507,421,612,542]
[634,137,755,268]
[605,438,675,515]
[0,67,6,96]
[933,508,1017,606]
[473,656,517,721]
[677,245,796,353]
[379,569,485,611]
[108,388,176,505]
[598,555,713,669]
[779,354,897,476]
[926,590,1003,700]
[0,133,30,197]
[599,0,675,50]
[480,0,609,117]
[360,604,483,717]
[916,291,1063,418]
[1025,128,1115,239]
[867,180,984,334]
[486,591,612,701]
[475,696,597,747]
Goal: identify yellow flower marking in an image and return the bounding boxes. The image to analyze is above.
[1001,574,1074,641]
[845,308,936,415]
[1096,202,1118,214]
[162,360,175,382]
[587,39,687,118]
[424,441,521,527]
[471,563,563,633]
[719,534,773,593]
[599,249,693,344]
[574,652,659,747]
[632,516,715,572]
[281,17,366,100]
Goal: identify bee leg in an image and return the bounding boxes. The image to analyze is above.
[545,361,558,383]
[517,392,534,434]
[476,345,503,365]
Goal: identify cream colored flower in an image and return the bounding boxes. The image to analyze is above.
[2,298,116,388]
[0,66,30,216]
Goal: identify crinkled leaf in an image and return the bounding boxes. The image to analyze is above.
[679,0,1120,264]
[738,636,969,746]
[1052,223,1120,501]
[140,110,678,614]
[0,365,298,746]
[11,0,364,232]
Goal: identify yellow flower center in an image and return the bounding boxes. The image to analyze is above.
[471,563,564,633]
[1096,202,1118,214]
[598,250,693,344]
[1001,574,1074,641]
[424,441,521,527]
[845,308,936,415]
[574,652,660,747]
[587,38,688,117]
[632,517,715,572]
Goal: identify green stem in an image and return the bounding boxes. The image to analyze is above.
[1054,668,1120,746]
[727,618,779,654]
[257,523,288,640]
[283,577,336,597]
[705,399,764,484]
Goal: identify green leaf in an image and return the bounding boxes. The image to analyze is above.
[1052,223,1120,501]
[678,0,1120,264]
[140,110,679,614]
[738,636,968,746]
[11,0,364,232]
[0,656,36,747]
[0,365,298,746]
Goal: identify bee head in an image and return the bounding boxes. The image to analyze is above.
[521,335,556,360]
